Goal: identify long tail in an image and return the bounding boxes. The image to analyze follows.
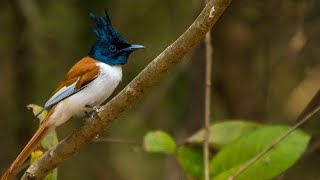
[1,121,50,180]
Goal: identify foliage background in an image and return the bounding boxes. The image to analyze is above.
[0,0,319,179]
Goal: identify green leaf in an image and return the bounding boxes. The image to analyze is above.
[43,169,58,180]
[28,104,58,180]
[143,130,176,154]
[41,130,59,150]
[30,150,44,164]
[210,126,310,180]
[187,121,260,149]
[176,146,204,179]
[27,104,48,122]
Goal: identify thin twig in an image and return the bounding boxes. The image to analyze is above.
[228,105,320,180]
[22,1,232,179]
[203,1,214,180]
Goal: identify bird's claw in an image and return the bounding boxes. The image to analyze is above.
[85,105,102,119]
[93,106,102,113]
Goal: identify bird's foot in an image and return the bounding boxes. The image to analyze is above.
[92,105,102,113]
[85,105,102,119]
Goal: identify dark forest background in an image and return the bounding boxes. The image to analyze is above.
[0,0,320,179]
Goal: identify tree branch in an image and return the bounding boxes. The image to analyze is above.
[22,0,232,179]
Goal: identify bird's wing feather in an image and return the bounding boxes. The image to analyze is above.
[44,81,78,109]
[42,57,100,111]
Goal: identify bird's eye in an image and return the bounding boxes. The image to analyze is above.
[109,45,117,52]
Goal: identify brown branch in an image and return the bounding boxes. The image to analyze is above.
[203,0,214,180]
[22,0,232,179]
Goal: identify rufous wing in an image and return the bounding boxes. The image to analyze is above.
[44,57,100,110]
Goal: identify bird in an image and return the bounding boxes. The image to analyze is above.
[1,10,144,180]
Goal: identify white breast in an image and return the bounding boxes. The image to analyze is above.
[48,63,122,127]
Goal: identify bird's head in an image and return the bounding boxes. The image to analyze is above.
[88,10,144,65]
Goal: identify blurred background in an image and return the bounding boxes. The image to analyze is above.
[0,0,320,179]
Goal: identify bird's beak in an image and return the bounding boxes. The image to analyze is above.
[122,44,145,52]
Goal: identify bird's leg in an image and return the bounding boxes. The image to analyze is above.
[84,105,102,119]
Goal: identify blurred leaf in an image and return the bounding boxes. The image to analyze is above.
[27,104,48,122]
[43,169,58,180]
[143,130,176,154]
[30,150,44,164]
[187,121,260,149]
[41,130,59,150]
[27,104,58,180]
[176,146,204,179]
[210,126,310,180]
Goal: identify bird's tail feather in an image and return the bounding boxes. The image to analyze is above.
[1,121,49,180]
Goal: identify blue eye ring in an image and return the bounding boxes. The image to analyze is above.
[109,45,117,52]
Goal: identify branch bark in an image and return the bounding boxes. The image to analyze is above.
[22,0,232,179]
